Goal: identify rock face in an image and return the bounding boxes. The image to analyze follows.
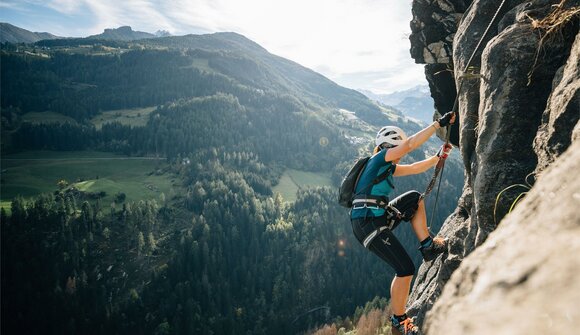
[410,0,470,64]
[410,0,471,146]
[407,0,580,332]
[534,32,580,173]
[424,136,580,335]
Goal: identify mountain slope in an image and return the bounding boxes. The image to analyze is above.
[360,85,430,106]
[0,22,62,43]
[1,29,465,334]
[360,85,435,123]
[143,32,386,124]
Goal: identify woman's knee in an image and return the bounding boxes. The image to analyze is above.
[407,190,422,204]
[395,260,415,277]
[397,266,415,277]
[394,274,414,280]
[397,190,422,221]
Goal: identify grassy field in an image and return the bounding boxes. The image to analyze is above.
[22,111,77,124]
[1,151,175,213]
[272,169,333,202]
[181,58,213,72]
[90,107,157,129]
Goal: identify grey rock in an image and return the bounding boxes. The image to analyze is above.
[407,0,580,330]
[410,0,472,147]
[424,138,580,335]
[425,63,460,145]
[574,117,580,142]
[410,0,471,64]
[534,32,580,173]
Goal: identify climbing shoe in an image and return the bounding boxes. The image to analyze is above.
[419,236,447,261]
[390,315,419,335]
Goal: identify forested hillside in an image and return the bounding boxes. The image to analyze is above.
[0,22,62,43]
[1,31,463,334]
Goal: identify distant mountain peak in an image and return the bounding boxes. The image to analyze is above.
[359,85,434,124]
[105,26,132,33]
[88,26,156,41]
[155,30,171,37]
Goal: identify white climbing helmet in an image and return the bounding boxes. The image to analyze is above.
[375,126,407,147]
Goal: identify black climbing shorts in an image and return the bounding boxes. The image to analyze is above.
[351,190,422,277]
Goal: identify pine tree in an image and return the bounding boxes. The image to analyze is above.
[0,207,8,224]
[137,231,145,256]
[147,232,156,252]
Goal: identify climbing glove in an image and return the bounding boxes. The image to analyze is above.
[437,143,453,159]
[437,112,455,127]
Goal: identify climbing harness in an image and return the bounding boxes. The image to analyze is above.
[423,0,509,228]
[351,197,389,210]
[352,194,402,247]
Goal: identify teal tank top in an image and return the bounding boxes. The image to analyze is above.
[350,148,396,219]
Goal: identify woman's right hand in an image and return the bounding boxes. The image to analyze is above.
[436,143,453,158]
[437,112,456,127]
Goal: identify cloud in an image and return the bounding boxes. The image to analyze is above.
[331,61,425,95]
[0,2,22,10]
[46,0,83,14]
[186,0,423,92]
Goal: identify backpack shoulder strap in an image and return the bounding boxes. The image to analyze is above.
[351,157,370,192]
[356,162,396,196]
[373,163,395,189]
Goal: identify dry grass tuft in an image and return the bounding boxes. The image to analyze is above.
[527,0,580,85]
[529,0,580,30]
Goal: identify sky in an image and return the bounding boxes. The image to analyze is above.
[0,0,426,94]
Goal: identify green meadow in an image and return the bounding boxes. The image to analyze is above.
[272,168,333,202]
[90,107,157,129]
[183,58,213,72]
[22,111,78,124]
[1,151,175,213]
[20,108,156,130]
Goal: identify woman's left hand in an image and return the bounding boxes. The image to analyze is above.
[437,112,456,127]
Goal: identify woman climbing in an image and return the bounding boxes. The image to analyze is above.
[350,112,455,335]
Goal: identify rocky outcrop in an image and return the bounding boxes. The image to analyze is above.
[424,135,580,335]
[87,26,156,41]
[534,32,580,173]
[410,0,471,64]
[407,0,580,332]
[410,0,471,146]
